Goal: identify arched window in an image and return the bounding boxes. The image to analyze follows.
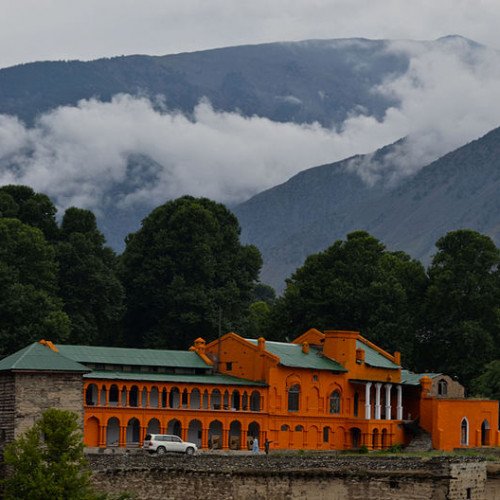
[288,384,300,412]
[460,418,469,446]
[438,379,448,396]
[329,390,341,414]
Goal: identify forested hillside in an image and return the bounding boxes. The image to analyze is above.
[236,126,500,290]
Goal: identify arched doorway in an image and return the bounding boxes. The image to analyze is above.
[248,421,260,450]
[106,417,120,446]
[85,417,99,447]
[350,427,361,449]
[146,418,160,435]
[229,420,242,449]
[188,419,202,447]
[167,418,182,437]
[126,418,140,445]
[208,420,223,449]
[481,420,490,446]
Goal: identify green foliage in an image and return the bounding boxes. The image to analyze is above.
[417,230,500,385]
[0,218,69,354]
[56,208,125,345]
[471,360,500,400]
[270,231,427,365]
[121,196,262,349]
[2,409,99,500]
[0,185,59,241]
[252,283,276,305]
[239,301,272,339]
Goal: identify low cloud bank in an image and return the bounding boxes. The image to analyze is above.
[1,37,500,214]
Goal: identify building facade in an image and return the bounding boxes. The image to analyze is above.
[0,329,498,452]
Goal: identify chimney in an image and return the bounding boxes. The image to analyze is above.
[322,330,359,368]
[257,337,266,351]
[302,342,310,354]
[393,351,401,365]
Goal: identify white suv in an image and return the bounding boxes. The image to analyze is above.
[143,434,197,455]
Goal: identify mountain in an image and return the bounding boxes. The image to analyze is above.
[235,127,500,291]
[0,38,412,126]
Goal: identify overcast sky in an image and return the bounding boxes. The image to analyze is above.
[2,0,500,69]
[2,1,500,221]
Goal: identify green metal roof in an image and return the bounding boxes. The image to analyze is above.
[56,345,209,369]
[0,343,89,372]
[247,340,346,372]
[356,340,400,370]
[400,369,442,386]
[84,371,266,386]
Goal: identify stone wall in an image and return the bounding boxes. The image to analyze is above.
[88,454,489,500]
[14,372,84,438]
[0,374,15,453]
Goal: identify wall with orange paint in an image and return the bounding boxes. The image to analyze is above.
[421,398,499,450]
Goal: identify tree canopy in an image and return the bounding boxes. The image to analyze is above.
[417,229,500,384]
[56,207,125,346]
[0,218,69,354]
[268,231,427,364]
[0,185,59,241]
[2,409,97,500]
[121,196,262,349]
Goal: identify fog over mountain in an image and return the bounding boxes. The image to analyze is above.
[1,36,500,262]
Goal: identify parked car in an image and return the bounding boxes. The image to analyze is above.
[143,434,197,455]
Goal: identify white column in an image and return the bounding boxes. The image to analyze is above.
[374,383,382,420]
[364,382,372,419]
[384,384,392,420]
[396,385,403,420]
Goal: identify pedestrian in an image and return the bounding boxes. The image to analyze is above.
[264,438,272,455]
[252,436,259,454]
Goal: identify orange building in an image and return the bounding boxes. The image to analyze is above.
[0,329,498,452]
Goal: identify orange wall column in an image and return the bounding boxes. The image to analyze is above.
[99,425,106,447]
[119,425,126,447]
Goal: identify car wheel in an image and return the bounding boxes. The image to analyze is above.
[185,447,195,456]
[156,446,166,455]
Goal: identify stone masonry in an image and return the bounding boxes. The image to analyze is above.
[88,454,491,500]
[0,371,84,455]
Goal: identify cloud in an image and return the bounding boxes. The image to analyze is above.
[0,95,397,213]
[1,36,500,217]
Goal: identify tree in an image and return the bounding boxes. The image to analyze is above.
[121,196,262,349]
[418,230,500,384]
[0,218,69,354]
[0,185,59,241]
[471,360,500,400]
[56,208,124,346]
[2,409,97,500]
[269,231,427,365]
